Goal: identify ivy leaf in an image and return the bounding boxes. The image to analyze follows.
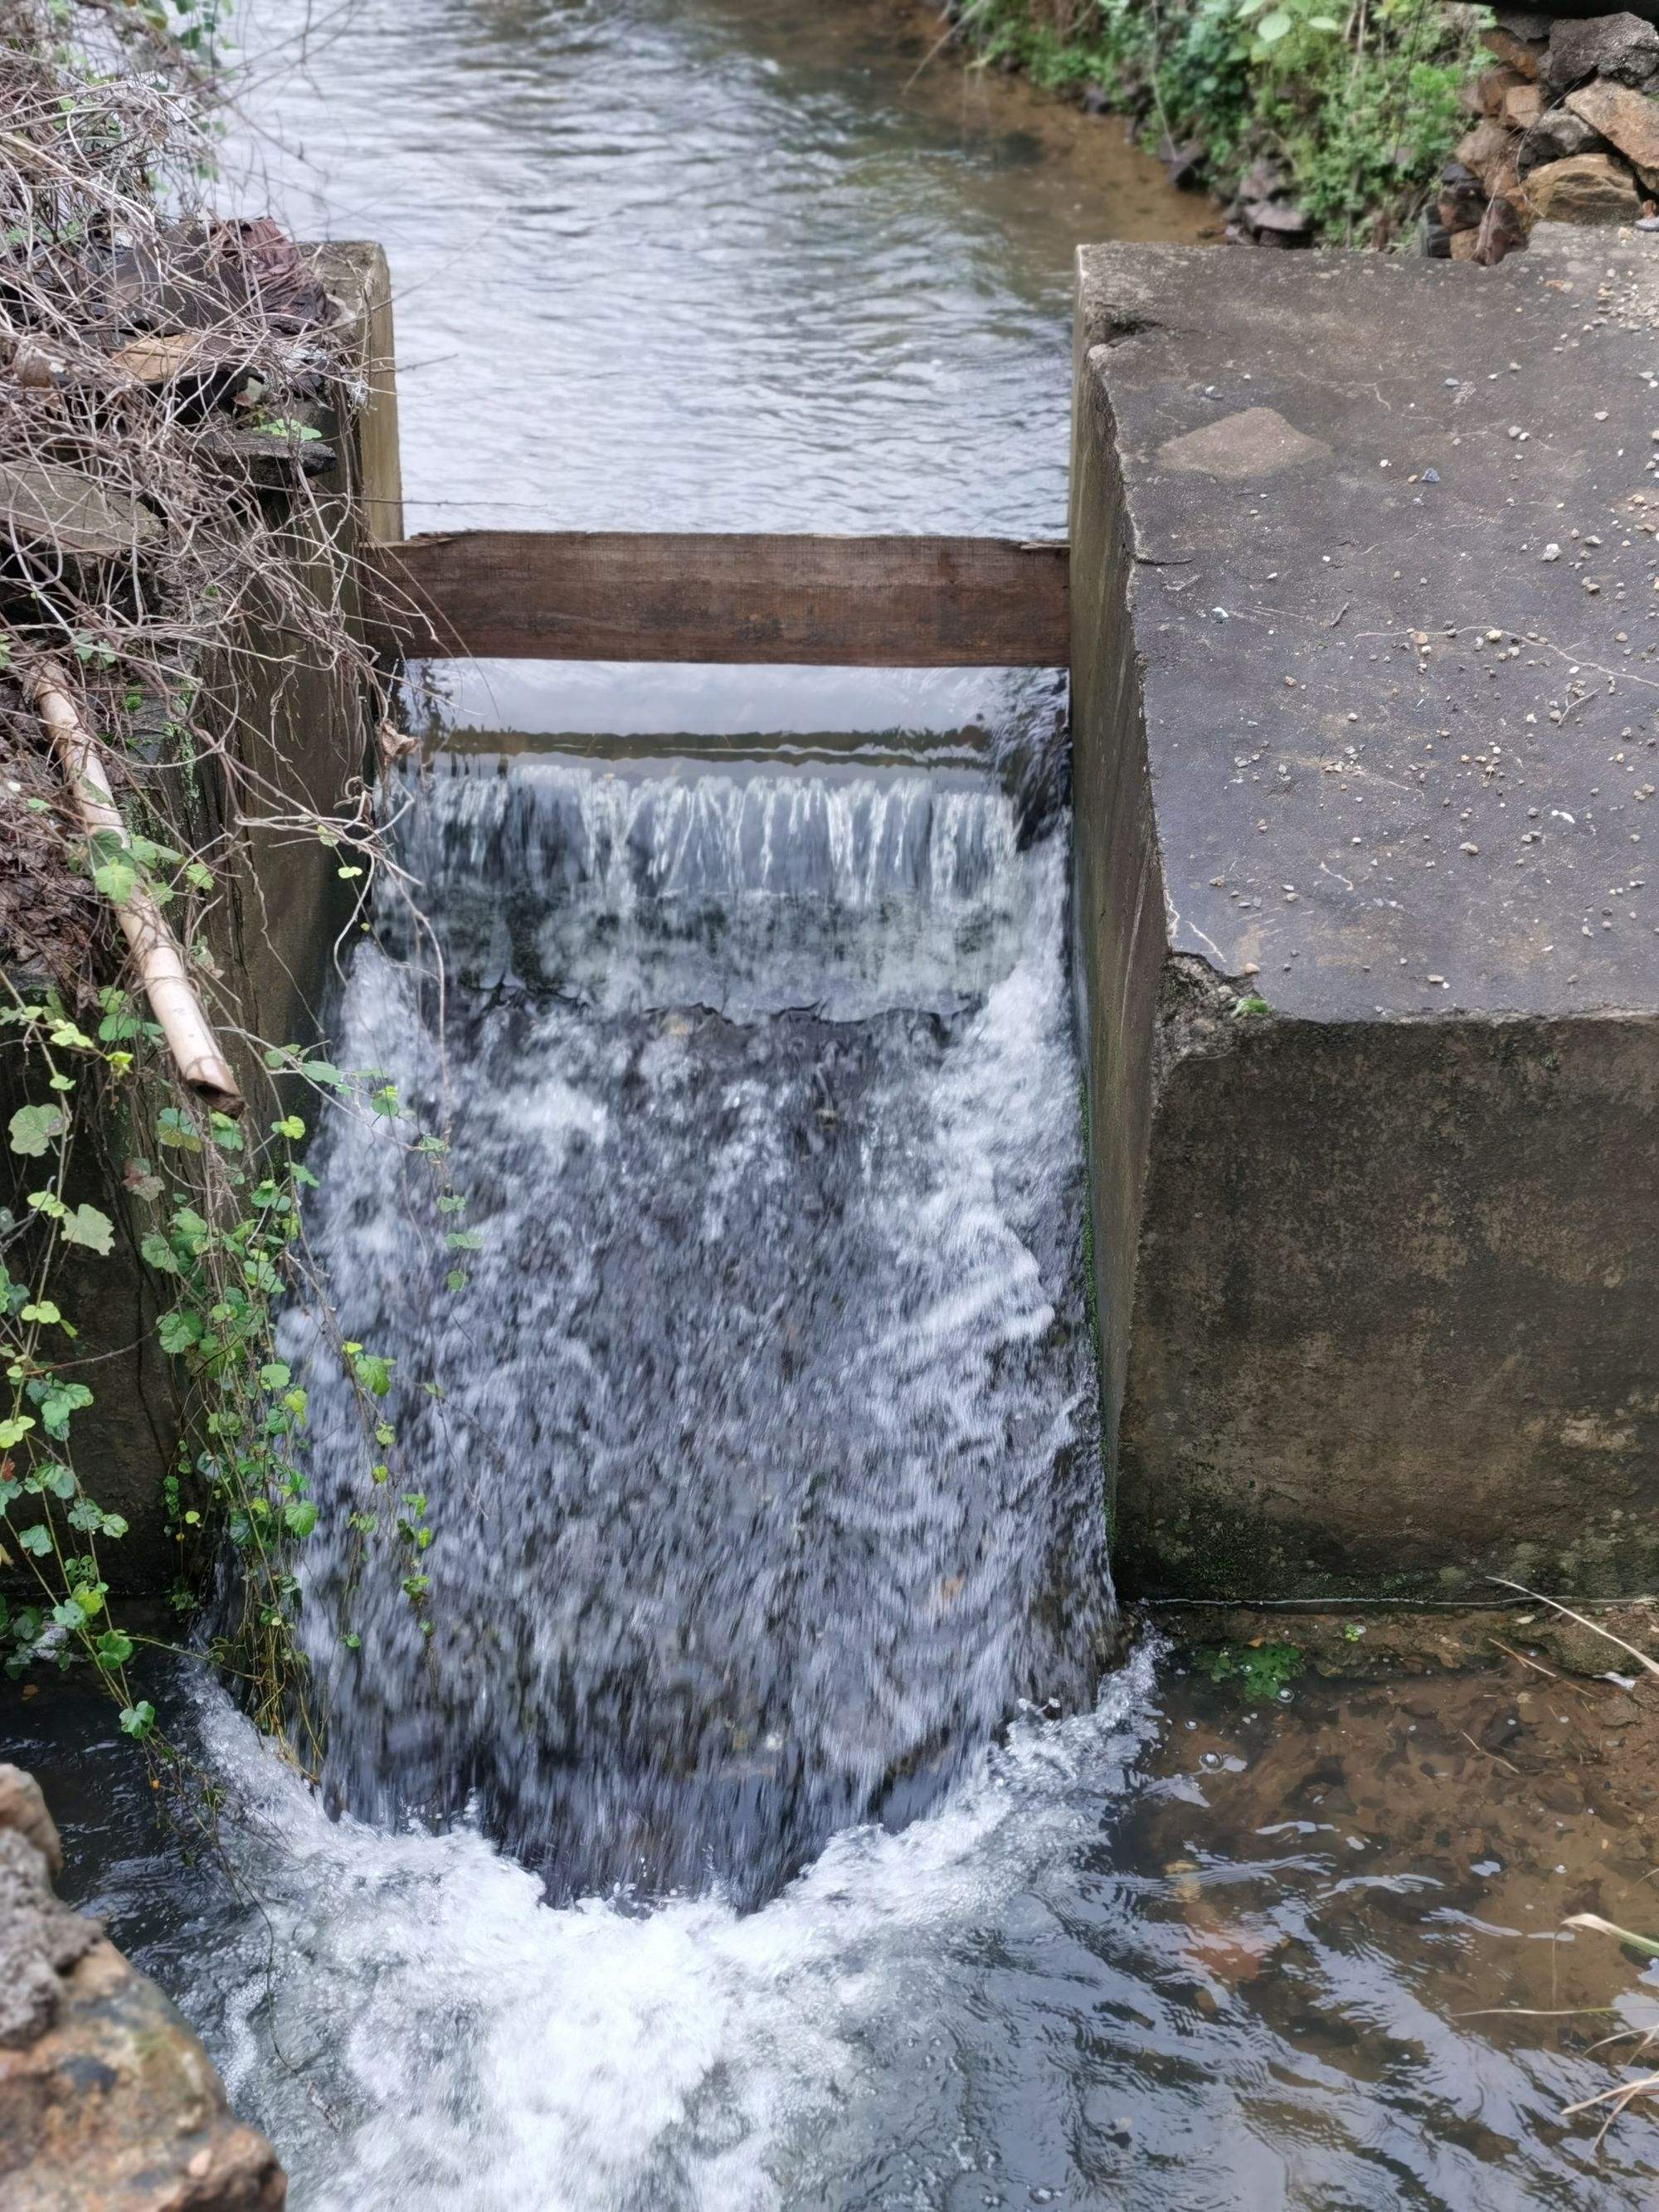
[119,1700,156,1740]
[158,1310,202,1356]
[284,1499,318,1539]
[38,1385,92,1440]
[60,1204,114,1255]
[352,1351,394,1398]
[92,853,140,905]
[17,1523,52,1557]
[156,1106,202,1154]
[139,1232,179,1274]
[0,1417,36,1449]
[123,1158,163,1202]
[8,1104,66,1157]
[95,1629,133,1667]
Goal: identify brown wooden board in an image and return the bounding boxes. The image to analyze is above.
[365,532,1069,666]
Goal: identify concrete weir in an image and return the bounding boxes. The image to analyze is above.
[1070,224,1659,1603]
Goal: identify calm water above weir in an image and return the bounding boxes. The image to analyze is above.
[12,1,1659,2205]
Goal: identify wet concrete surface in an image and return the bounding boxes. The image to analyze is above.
[1076,224,1659,1021]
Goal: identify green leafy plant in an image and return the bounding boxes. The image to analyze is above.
[1197,1640,1304,1701]
[946,0,1484,248]
[0,989,464,1772]
[1234,0,1340,54]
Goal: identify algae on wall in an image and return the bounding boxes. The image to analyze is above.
[938,0,1488,246]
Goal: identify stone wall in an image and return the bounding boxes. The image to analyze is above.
[1438,7,1659,261]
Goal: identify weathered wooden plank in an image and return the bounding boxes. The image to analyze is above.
[365,532,1069,666]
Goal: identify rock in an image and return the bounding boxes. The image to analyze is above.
[1235,157,1291,206]
[1439,161,1488,231]
[1543,12,1659,97]
[1449,226,1486,260]
[0,459,161,563]
[1516,104,1606,175]
[1160,134,1205,188]
[1523,148,1645,221]
[1491,7,1553,37]
[1566,79,1659,187]
[1504,80,1545,131]
[0,1830,98,2050]
[1246,200,1313,242]
[1081,82,1111,116]
[0,1937,287,2212]
[1476,190,1532,263]
[0,1767,286,2212]
[1457,117,1517,183]
[0,1765,61,1879]
[1483,24,1544,79]
[1476,63,1529,116]
[1424,221,1455,257]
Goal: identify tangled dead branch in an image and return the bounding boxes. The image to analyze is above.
[0,0,389,1004]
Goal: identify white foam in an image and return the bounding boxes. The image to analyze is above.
[189,1646,1159,2212]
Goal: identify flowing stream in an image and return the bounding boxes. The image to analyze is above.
[13,2,1659,2205]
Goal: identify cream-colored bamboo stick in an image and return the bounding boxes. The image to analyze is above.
[29,661,245,1117]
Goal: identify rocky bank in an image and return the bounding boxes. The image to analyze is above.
[1439,7,1659,260]
[0,1764,285,2211]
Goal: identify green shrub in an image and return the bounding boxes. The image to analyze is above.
[950,0,1487,247]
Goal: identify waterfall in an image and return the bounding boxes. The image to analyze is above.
[280,750,1112,1906]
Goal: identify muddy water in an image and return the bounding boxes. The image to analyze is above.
[9,0,1659,2205]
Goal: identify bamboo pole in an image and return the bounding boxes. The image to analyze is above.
[29,661,245,1118]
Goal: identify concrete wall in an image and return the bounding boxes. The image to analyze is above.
[1071,230,1659,1601]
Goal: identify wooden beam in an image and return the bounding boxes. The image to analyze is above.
[364,532,1069,667]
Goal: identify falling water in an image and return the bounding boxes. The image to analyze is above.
[282,748,1111,1906]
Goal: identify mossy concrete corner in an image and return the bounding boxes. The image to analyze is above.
[1071,226,1659,1602]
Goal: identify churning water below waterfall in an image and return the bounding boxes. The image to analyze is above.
[282,750,1111,1908]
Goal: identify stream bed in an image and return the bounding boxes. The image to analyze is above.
[9,0,1659,2204]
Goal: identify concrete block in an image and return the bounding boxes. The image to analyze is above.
[1071,226,1659,1601]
